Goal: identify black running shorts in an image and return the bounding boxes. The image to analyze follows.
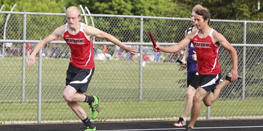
[187,74,199,89]
[199,73,221,93]
[66,63,95,93]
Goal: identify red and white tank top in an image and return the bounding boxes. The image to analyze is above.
[63,23,95,69]
[192,29,221,75]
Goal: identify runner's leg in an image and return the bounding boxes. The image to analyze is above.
[188,87,209,128]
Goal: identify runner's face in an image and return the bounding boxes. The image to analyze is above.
[66,11,81,28]
[190,11,195,24]
[194,14,208,30]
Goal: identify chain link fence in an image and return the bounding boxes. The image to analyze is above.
[0,11,263,124]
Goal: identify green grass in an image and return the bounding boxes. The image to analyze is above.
[0,57,262,122]
[1,100,262,121]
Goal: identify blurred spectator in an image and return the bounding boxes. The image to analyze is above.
[113,45,120,60]
[55,44,61,58]
[127,45,138,61]
[4,40,12,56]
[169,53,176,62]
[26,38,32,56]
[51,37,61,57]
[143,53,149,61]
[154,52,161,62]
[102,39,108,60]
[177,51,181,58]
[133,45,139,61]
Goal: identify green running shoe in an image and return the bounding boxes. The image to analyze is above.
[90,96,100,119]
[84,126,96,131]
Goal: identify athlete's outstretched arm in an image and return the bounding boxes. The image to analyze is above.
[83,25,135,53]
[27,26,64,67]
[155,32,194,53]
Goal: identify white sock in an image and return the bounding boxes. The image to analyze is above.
[181,116,186,121]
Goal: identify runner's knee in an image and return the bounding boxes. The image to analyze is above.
[193,95,202,103]
[63,92,73,102]
[185,91,195,100]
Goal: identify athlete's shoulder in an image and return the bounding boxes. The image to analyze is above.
[82,23,94,30]
[211,29,220,35]
[211,29,224,40]
[82,24,103,36]
[53,24,66,36]
[211,29,229,45]
[57,24,66,30]
[185,30,197,41]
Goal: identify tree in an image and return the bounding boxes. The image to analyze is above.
[1,0,64,13]
[64,0,189,17]
[0,0,66,41]
[2,0,263,20]
[174,0,263,20]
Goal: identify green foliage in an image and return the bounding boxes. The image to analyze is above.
[1,0,263,44]
[1,0,64,13]
[63,0,263,20]
[1,0,263,20]
[64,0,188,17]
[174,0,263,20]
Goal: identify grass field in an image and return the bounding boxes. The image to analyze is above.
[1,99,262,121]
[0,57,262,122]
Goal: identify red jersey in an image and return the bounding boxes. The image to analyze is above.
[192,29,221,75]
[63,23,95,69]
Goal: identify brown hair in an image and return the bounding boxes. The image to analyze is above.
[195,9,210,24]
[192,4,208,12]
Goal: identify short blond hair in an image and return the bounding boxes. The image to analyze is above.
[192,4,208,12]
[66,6,81,17]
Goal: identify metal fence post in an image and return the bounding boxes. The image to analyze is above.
[38,45,43,123]
[139,15,143,101]
[207,106,211,119]
[21,11,26,103]
[242,20,247,101]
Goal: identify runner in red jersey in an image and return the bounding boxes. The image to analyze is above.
[26,6,135,131]
[174,5,207,128]
[153,9,239,131]
[64,23,95,69]
[192,29,221,75]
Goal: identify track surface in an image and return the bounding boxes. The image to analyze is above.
[1,119,263,131]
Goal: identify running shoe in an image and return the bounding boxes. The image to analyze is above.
[84,126,96,131]
[185,126,193,131]
[90,96,100,119]
[225,73,242,82]
[173,117,186,127]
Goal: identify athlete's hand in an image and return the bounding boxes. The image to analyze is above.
[229,69,238,81]
[153,44,160,52]
[26,54,36,67]
[124,46,137,55]
[180,59,186,66]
